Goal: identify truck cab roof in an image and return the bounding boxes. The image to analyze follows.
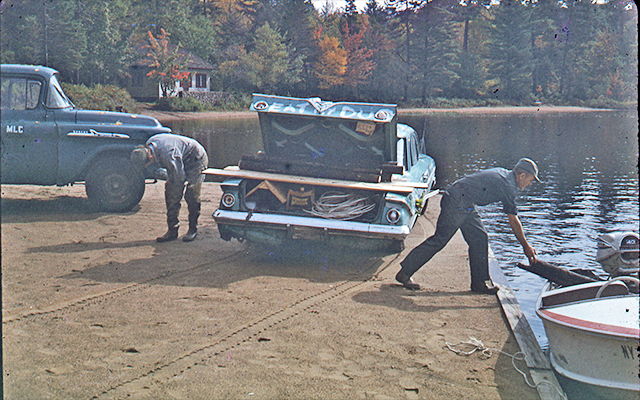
[1,64,59,79]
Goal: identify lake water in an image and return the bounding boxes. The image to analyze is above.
[166,109,639,348]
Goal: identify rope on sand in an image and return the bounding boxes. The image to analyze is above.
[446,337,568,400]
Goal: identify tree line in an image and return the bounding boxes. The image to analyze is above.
[1,0,637,107]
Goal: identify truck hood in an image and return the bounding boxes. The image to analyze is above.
[75,110,166,129]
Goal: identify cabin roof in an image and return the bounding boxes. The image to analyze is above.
[129,39,213,71]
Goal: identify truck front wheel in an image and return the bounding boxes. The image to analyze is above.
[85,157,145,212]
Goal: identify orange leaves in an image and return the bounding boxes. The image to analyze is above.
[143,29,190,97]
[172,70,190,81]
[314,34,347,89]
[312,22,376,91]
[342,22,376,89]
[606,69,625,99]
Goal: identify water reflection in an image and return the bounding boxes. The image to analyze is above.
[168,116,262,170]
[166,109,639,347]
[401,111,639,347]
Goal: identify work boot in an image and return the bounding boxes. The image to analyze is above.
[182,228,197,242]
[395,270,421,290]
[156,228,179,243]
[183,212,199,242]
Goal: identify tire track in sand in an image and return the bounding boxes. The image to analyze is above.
[1,250,249,325]
[92,251,402,399]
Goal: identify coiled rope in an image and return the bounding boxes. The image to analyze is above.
[305,192,375,220]
[446,337,567,400]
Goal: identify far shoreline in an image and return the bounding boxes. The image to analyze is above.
[140,105,626,123]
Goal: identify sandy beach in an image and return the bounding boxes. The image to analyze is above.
[2,182,542,399]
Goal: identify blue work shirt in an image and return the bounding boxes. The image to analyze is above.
[146,134,207,183]
[446,168,519,215]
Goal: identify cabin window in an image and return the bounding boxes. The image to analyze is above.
[195,73,207,88]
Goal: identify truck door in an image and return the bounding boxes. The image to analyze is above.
[1,75,58,184]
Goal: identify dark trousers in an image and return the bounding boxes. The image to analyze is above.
[165,157,208,231]
[399,192,490,285]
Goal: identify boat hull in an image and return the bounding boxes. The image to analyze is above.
[536,282,640,398]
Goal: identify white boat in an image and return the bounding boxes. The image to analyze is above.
[535,232,640,400]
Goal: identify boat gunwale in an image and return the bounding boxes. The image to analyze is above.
[536,282,640,338]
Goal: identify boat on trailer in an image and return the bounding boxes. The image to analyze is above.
[530,232,639,400]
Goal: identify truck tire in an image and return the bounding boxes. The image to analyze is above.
[85,157,145,212]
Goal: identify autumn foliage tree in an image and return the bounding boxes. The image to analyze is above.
[313,27,347,90]
[1,0,635,106]
[342,21,376,96]
[144,29,190,98]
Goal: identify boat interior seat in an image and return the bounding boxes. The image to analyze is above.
[542,281,629,307]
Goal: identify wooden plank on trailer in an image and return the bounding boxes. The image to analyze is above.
[204,167,437,193]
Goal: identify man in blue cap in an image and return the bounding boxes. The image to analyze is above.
[395,158,542,294]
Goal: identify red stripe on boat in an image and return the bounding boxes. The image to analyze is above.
[539,309,640,337]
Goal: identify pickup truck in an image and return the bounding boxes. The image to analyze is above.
[206,94,438,252]
[1,64,172,212]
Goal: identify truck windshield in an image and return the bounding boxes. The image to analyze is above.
[46,74,73,109]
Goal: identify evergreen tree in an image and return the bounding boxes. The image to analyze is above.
[414,0,460,104]
[357,3,398,102]
[1,0,88,82]
[363,0,385,18]
[486,0,534,102]
[216,44,246,91]
[385,0,426,101]
[448,0,491,99]
[82,1,133,85]
[171,14,220,65]
[552,0,601,101]
[43,0,89,82]
[345,0,358,17]
[1,0,45,65]
[260,0,319,96]
[527,0,559,103]
[212,0,260,49]
[240,22,303,93]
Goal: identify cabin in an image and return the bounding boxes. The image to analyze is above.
[125,41,214,102]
